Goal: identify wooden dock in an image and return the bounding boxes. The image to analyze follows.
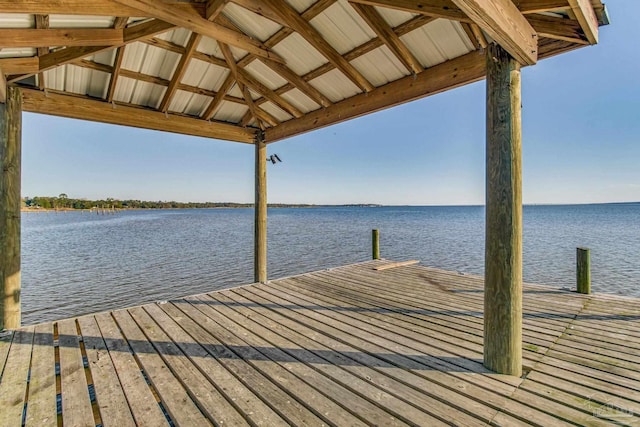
[1,261,639,426]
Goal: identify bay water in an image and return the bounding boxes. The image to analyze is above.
[21,203,640,324]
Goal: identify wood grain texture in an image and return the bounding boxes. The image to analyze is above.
[5,262,640,426]
[451,0,537,65]
[0,87,21,330]
[254,132,267,283]
[576,247,591,294]
[484,43,523,376]
[24,323,57,426]
[21,88,256,143]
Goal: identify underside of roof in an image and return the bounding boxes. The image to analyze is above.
[0,0,609,144]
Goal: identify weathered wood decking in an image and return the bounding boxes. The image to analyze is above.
[1,261,639,426]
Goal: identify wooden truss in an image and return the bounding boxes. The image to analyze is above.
[0,0,607,143]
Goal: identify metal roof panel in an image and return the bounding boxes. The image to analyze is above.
[309,68,360,102]
[213,101,249,123]
[223,2,282,42]
[280,88,321,114]
[245,60,288,91]
[271,32,327,76]
[310,0,375,55]
[351,46,409,86]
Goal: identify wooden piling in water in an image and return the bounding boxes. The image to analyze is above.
[577,247,591,294]
[372,229,380,260]
[0,87,22,330]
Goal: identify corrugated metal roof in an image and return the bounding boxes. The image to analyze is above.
[223,2,282,42]
[351,46,409,86]
[374,6,417,27]
[0,0,605,142]
[309,68,360,102]
[401,19,475,68]
[311,1,375,55]
[271,32,328,76]
[281,88,321,114]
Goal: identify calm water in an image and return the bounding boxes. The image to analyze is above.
[21,204,640,324]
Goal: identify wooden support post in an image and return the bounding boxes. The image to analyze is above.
[484,43,522,377]
[254,130,267,283]
[577,247,591,294]
[0,86,22,330]
[372,229,380,260]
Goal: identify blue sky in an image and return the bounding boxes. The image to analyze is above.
[22,3,640,205]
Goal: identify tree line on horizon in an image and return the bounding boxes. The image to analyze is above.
[22,194,380,210]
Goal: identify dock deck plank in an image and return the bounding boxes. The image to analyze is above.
[2,261,640,426]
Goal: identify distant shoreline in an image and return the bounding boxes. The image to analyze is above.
[21,204,384,212]
[20,201,639,213]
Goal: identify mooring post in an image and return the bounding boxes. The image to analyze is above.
[484,43,523,377]
[254,131,267,283]
[0,87,22,330]
[372,229,380,260]
[577,247,591,294]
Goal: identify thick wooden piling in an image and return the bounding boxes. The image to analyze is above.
[0,87,22,330]
[577,247,591,294]
[484,43,523,376]
[372,229,380,260]
[254,131,267,283]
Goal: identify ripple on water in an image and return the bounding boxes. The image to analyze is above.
[21,204,640,324]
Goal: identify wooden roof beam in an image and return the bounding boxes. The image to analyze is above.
[567,0,598,44]
[202,72,235,120]
[106,17,130,103]
[111,0,284,63]
[258,57,333,108]
[348,0,570,17]
[158,33,202,112]
[0,29,124,48]
[449,0,538,65]
[0,58,39,75]
[527,15,588,44]
[206,0,231,21]
[8,19,175,83]
[350,2,423,75]
[352,0,541,64]
[220,42,291,124]
[261,0,375,93]
[0,0,206,17]
[21,88,256,143]
[34,15,49,90]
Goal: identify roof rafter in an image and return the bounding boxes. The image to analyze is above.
[258,57,332,108]
[450,0,537,64]
[0,29,124,48]
[219,42,261,127]
[206,0,230,21]
[350,2,423,75]
[8,19,175,83]
[250,15,435,113]
[202,72,235,120]
[567,0,598,44]
[21,88,256,143]
[0,0,206,17]
[110,0,284,63]
[349,0,589,50]
[260,0,375,93]
[34,14,49,90]
[159,32,202,112]
[106,17,130,103]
